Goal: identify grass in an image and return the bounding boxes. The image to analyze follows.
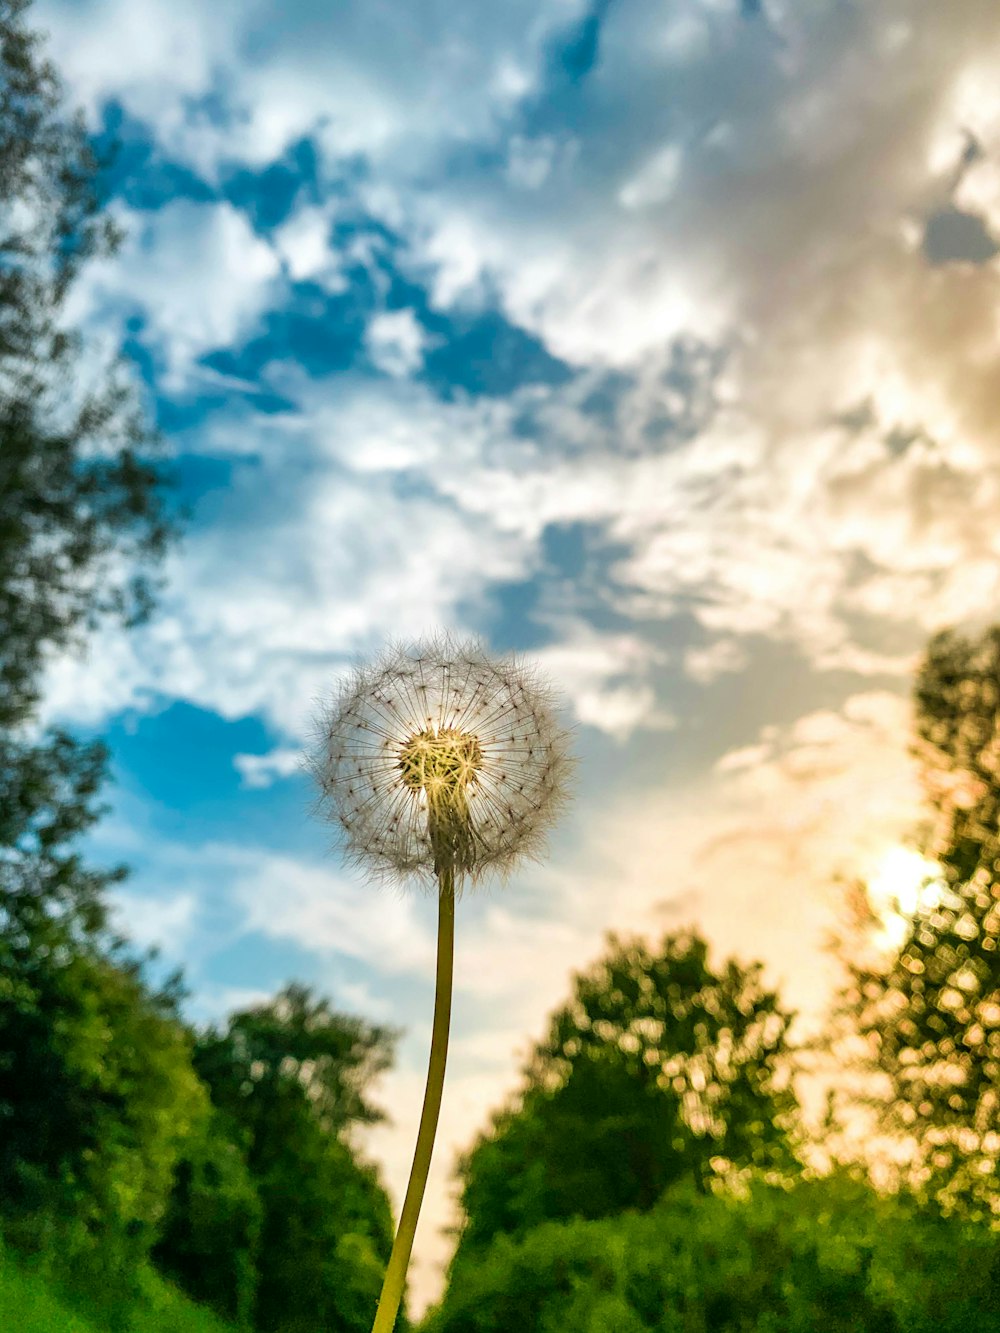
[0,1242,238,1333]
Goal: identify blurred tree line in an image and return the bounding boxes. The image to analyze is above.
[2,1,1000,1331]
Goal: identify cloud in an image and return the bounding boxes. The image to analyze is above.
[109,887,198,956]
[231,854,438,978]
[564,687,924,1033]
[183,983,277,1027]
[233,746,305,789]
[529,619,677,740]
[60,198,283,395]
[270,199,347,290]
[31,0,1000,763]
[35,0,591,180]
[364,308,433,378]
[683,637,750,685]
[36,389,534,738]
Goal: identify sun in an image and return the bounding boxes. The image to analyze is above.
[865,845,943,950]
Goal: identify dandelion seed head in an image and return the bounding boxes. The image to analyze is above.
[304,633,574,890]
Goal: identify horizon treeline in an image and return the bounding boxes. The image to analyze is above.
[1,2,999,1331]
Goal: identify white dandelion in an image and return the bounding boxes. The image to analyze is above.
[303,633,573,1333]
[306,634,573,890]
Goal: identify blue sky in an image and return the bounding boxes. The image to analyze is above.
[27,0,1000,1312]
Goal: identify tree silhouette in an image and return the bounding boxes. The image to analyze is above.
[845,626,1000,1221]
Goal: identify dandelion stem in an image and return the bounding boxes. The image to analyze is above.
[371,867,455,1333]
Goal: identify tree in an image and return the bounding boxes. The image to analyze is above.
[193,983,397,1148]
[0,0,178,1078]
[424,1170,1000,1333]
[187,986,401,1333]
[911,625,1000,882]
[0,0,176,731]
[844,626,1000,1221]
[0,0,176,1033]
[152,1109,263,1329]
[0,7,207,1320]
[0,936,211,1329]
[451,930,801,1270]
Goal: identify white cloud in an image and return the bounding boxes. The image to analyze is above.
[31,0,1000,664]
[271,199,347,290]
[529,620,676,740]
[183,984,277,1027]
[364,308,432,378]
[35,387,534,739]
[32,2,1000,752]
[110,888,198,956]
[618,142,683,211]
[34,0,591,181]
[32,0,241,135]
[60,198,283,395]
[505,135,567,191]
[233,746,305,789]
[683,637,750,685]
[232,854,438,978]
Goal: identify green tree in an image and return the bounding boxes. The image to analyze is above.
[845,626,1000,1221]
[0,0,177,1051]
[0,933,210,1328]
[0,0,175,731]
[189,985,401,1333]
[0,719,212,1267]
[0,6,207,1321]
[451,930,800,1270]
[152,1109,263,1329]
[424,1170,1000,1333]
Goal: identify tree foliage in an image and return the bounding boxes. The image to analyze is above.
[0,939,210,1329]
[193,982,396,1148]
[152,1109,263,1330]
[846,626,1000,1221]
[424,1171,1000,1333]
[0,0,189,1268]
[452,930,800,1269]
[186,986,400,1333]
[0,0,175,730]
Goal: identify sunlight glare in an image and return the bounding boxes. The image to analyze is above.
[866,845,943,950]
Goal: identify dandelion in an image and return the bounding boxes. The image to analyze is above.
[305,633,573,1333]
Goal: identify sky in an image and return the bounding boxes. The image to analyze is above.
[24,0,1000,1315]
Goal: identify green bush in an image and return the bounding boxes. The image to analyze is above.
[425,1171,1000,1333]
[0,1236,237,1333]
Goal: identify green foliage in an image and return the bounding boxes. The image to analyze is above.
[252,1135,394,1333]
[0,0,198,1294]
[912,625,1000,882]
[0,726,124,944]
[0,0,176,731]
[152,1110,262,1329]
[189,986,400,1333]
[194,982,396,1144]
[845,625,1000,1221]
[425,1171,1000,1333]
[453,930,800,1265]
[0,942,210,1325]
[1,1236,239,1333]
[0,1239,93,1333]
